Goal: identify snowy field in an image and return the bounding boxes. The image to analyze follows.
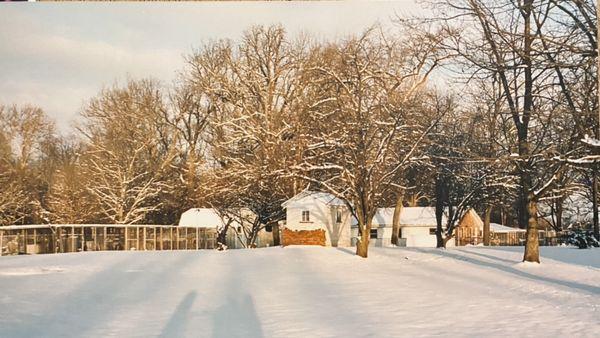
[0,247,598,338]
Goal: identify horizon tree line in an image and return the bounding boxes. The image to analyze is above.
[0,1,598,261]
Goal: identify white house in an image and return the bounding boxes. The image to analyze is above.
[281,190,353,247]
[350,207,454,247]
[282,191,475,248]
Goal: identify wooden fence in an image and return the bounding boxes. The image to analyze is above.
[456,227,558,246]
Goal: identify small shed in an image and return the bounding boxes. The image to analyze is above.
[178,208,274,248]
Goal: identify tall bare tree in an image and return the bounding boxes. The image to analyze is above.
[434,0,591,261]
[78,79,177,224]
[295,27,447,257]
[185,25,308,246]
[0,104,56,225]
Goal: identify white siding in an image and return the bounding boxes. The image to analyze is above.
[285,197,351,247]
[401,227,436,247]
[400,226,456,247]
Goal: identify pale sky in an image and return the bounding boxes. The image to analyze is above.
[0,1,426,132]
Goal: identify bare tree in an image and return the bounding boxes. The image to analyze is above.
[0,104,56,225]
[294,27,447,257]
[433,0,592,261]
[45,138,96,223]
[78,79,177,224]
[185,25,308,246]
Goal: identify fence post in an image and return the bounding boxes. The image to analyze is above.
[103,227,107,251]
[185,228,188,250]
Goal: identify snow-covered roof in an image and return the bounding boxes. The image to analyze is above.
[490,223,526,233]
[282,190,346,208]
[178,208,231,228]
[351,207,447,227]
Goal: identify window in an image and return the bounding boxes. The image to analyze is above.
[302,210,310,222]
[265,225,273,232]
[370,228,378,239]
[429,228,437,235]
[336,209,342,223]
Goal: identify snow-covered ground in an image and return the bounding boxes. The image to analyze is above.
[0,247,598,337]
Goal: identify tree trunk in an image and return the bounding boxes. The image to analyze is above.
[523,192,540,263]
[593,170,599,240]
[356,221,371,258]
[435,177,445,248]
[272,223,281,246]
[246,219,260,248]
[521,0,540,263]
[595,0,600,241]
[391,191,404,246]
[483,205,492,246]
[217,222,230,249]
[555,199,563,231]
[443,234,454,248]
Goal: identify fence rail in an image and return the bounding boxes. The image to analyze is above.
[0,224,233,256]
[456,227,564,246]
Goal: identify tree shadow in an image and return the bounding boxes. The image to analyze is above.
[335,247,355,256]
[455,248,517,264]
[159,291,197,338]
[3,252,200,337]
[211,294,263,338]
[413,248,600,295]
[478,246,600,269]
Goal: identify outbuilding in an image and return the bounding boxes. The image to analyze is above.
[282,190,484,247]
[179,208,274,248]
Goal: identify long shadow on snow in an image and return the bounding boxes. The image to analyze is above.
[288,248,387,335]
[454,248,518,265]
[335,247,355,256]
[411,248,600,295]
[4,251,202,337]
[478,246,600,269]
[159,291,198,338]
[210,251,264,338]
[212,294,264,338]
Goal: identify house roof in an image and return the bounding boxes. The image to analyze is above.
[351,207,447,227]
[459,209,484,229]
[490,223,526,233]
[281,190,346,208]
[178,208,234,228]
